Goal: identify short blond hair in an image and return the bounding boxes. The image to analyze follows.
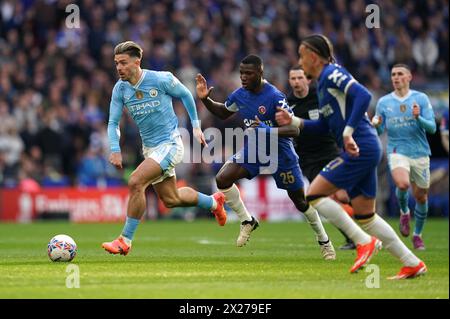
[114,41,143,59]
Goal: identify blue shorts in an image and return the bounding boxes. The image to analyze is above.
[319,145,382,199]
[230,149,304,191]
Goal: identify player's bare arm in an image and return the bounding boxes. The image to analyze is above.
[251,115,300,137]
[195,73,234,120]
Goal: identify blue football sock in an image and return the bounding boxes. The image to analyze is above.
[121,216,140,241]
[395,188,409,213]
[414,201,428,236]
[197,192,214,210]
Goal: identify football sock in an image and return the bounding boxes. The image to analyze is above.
[302,204,329,242]
[358,213,420,267]
[197,192,216,210]
[312,197,372,245]
[414,201,428,236]
[220,184,253,222]
[121,216,140,242]
[395,188,410,214]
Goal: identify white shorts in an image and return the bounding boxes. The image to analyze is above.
[388,153,430,189]
[142,136,184,185]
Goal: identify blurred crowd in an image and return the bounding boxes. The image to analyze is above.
[0,0,449,190]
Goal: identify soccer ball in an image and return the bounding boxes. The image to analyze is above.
[47,234,77,262]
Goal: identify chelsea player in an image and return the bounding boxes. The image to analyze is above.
[276,35,426,279]
[196,55,336,260]
[373,64,436,250]
[102,41,227,255]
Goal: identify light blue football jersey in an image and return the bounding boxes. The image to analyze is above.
[375,90,435,158]
[107,69,199,152]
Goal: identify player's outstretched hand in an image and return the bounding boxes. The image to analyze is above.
[275,107,292,126]
[343,135,360,157]
[193,127,208,147]
[109,152,123,169]
[196,74,213,100]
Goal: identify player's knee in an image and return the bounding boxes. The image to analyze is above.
[128,176,146,194]
[295,200,309,213]
[396,182,410,191]
[215,172,232,190]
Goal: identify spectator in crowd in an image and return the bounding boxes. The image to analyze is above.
[0,0,448,190]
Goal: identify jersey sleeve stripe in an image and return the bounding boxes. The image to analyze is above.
[224,102,238,112]
[344,79,357,94]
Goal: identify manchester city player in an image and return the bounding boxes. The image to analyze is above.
[373,64,436,250]
[102,41,226,255]
[196,55,336,260]
[276,35,426,278]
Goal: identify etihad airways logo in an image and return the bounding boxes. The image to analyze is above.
[128,100,161,114]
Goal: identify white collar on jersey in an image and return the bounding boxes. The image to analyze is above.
[391,90,412,102]
[133,69,146,89]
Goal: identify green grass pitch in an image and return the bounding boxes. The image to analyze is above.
[0,218,448,299]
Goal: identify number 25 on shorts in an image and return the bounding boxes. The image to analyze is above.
[280,171,295,184]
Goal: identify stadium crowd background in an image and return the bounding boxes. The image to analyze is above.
[0,0,448,217]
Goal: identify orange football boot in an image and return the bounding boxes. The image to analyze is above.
[350,236,382,273]
[388,261,427,280]
[212,192,227,226]
[102,236,131,255]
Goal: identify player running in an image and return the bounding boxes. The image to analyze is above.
[102,41,226,255]
[276,35,427,278]
[287,66,356,250]
[196,54,336,260]
[373,64,436,250]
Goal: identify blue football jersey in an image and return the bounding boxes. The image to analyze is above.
[316,63,379,149]
[314,64,382,199]
[108,69,198,152]
[224,80,299,166]
[375,90,435,158]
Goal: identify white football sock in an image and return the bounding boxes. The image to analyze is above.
[219,184,253,222]
[359,214,420,267]
[302,205,329,242]
[313,197,371,245]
